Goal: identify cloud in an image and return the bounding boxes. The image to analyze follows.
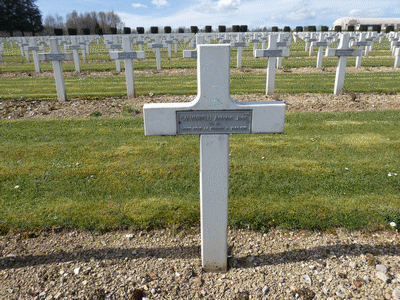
[216,0,241,12]
[286,6,317,21]
[132,3,148,8]
[349,8,384,17]
[152,0,169,8]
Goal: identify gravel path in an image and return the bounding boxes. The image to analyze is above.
[1,228,400,299]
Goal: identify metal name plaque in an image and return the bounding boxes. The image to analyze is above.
[40,54,70,61]
[118,52,137,59]
[177,110,252,135]
[259,50,282,57]
[335,49,357,56]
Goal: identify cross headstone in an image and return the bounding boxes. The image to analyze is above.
[325,33,362,95]
[276,33,290,69]
[311,33,330,69]
[38,38,73,102]
[249,33,260,54]
[110,36,146,97]
[148,36,167,70]
[352,33,371,68]
[254,34,290,95]
[107,36,123,72]
[66,36,82,73]
[231,33,250,69]
[143,44,285,272]
[394,42,400,68]
[308,34,318,56]
[0,42,4,62]
[183,35,204,58]
[24,38,42,73]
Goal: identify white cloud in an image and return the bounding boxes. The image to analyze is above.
[152,0,169,8]
[118,0,396,31]
[349,8,384,17]
[216,0,241,12]
[132,3,148,8]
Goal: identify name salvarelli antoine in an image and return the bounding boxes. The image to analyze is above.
[179,113,249,122]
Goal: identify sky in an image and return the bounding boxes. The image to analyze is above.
[36,0,400,30]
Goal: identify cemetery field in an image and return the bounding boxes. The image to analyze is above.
[1,35,400,235]
[1,110,400,234]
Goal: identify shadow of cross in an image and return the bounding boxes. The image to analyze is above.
[143,44,285,272]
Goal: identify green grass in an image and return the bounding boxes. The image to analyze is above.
[1,72,400,100]
[1,110,400,233]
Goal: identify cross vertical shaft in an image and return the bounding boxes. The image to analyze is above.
[200,134,229,272]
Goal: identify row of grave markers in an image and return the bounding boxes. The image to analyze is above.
[1,31,400,101]
[1,33,399,272]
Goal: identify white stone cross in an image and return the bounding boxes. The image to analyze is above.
[110,36,146,98]
[352,33,371,68]
[393,41,400,68]
[325,33,362,95]
[38,38,73,102]
[231,33,250,69]
[24,38,42,73]
[148,36,167,70]
[311,33,330,69]
[183,35,204,58]
[107,36,123,72]
[66,36,82,73]
[276,33,290,69]
[143,44,285,272]
[307,34,318,56]
[0,42,4,62]
[249,33,260,54]
[254,34,290,95]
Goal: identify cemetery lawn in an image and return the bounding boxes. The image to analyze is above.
[1,71,400,99]
[1,110,400,234]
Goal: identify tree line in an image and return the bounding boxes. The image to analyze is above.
[0,0,125,36]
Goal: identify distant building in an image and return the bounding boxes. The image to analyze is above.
[332,17,400,30]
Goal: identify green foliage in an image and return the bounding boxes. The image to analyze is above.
[348,25,355,32]
[136,27,144,34]
[284,26,291,32]
[123,27,131,34]
[54,28,63,35]
[372,25,381,33]
[320,26,329,32]
[271,26,279,32]
[335,25,342,32]
[68,28,77,35]
[89,111,102,117]
[232,25,241,32]
[82,28,90,35]
[240,25,248,32]
[164,26,171,34]
[205,25,212,33]
[0,0,43,36]
[110,27,117,34]
[150,26,158,34]
[94,23,103,35]
[295,26,303,32]
[307,26,317,32]
[218,25,226,32]
[386,25,395,33]
[190,26,198,33]
[359,25,368,32]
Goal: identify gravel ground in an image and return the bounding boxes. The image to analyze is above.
[1,228,400,300]
[1,67,400,299]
